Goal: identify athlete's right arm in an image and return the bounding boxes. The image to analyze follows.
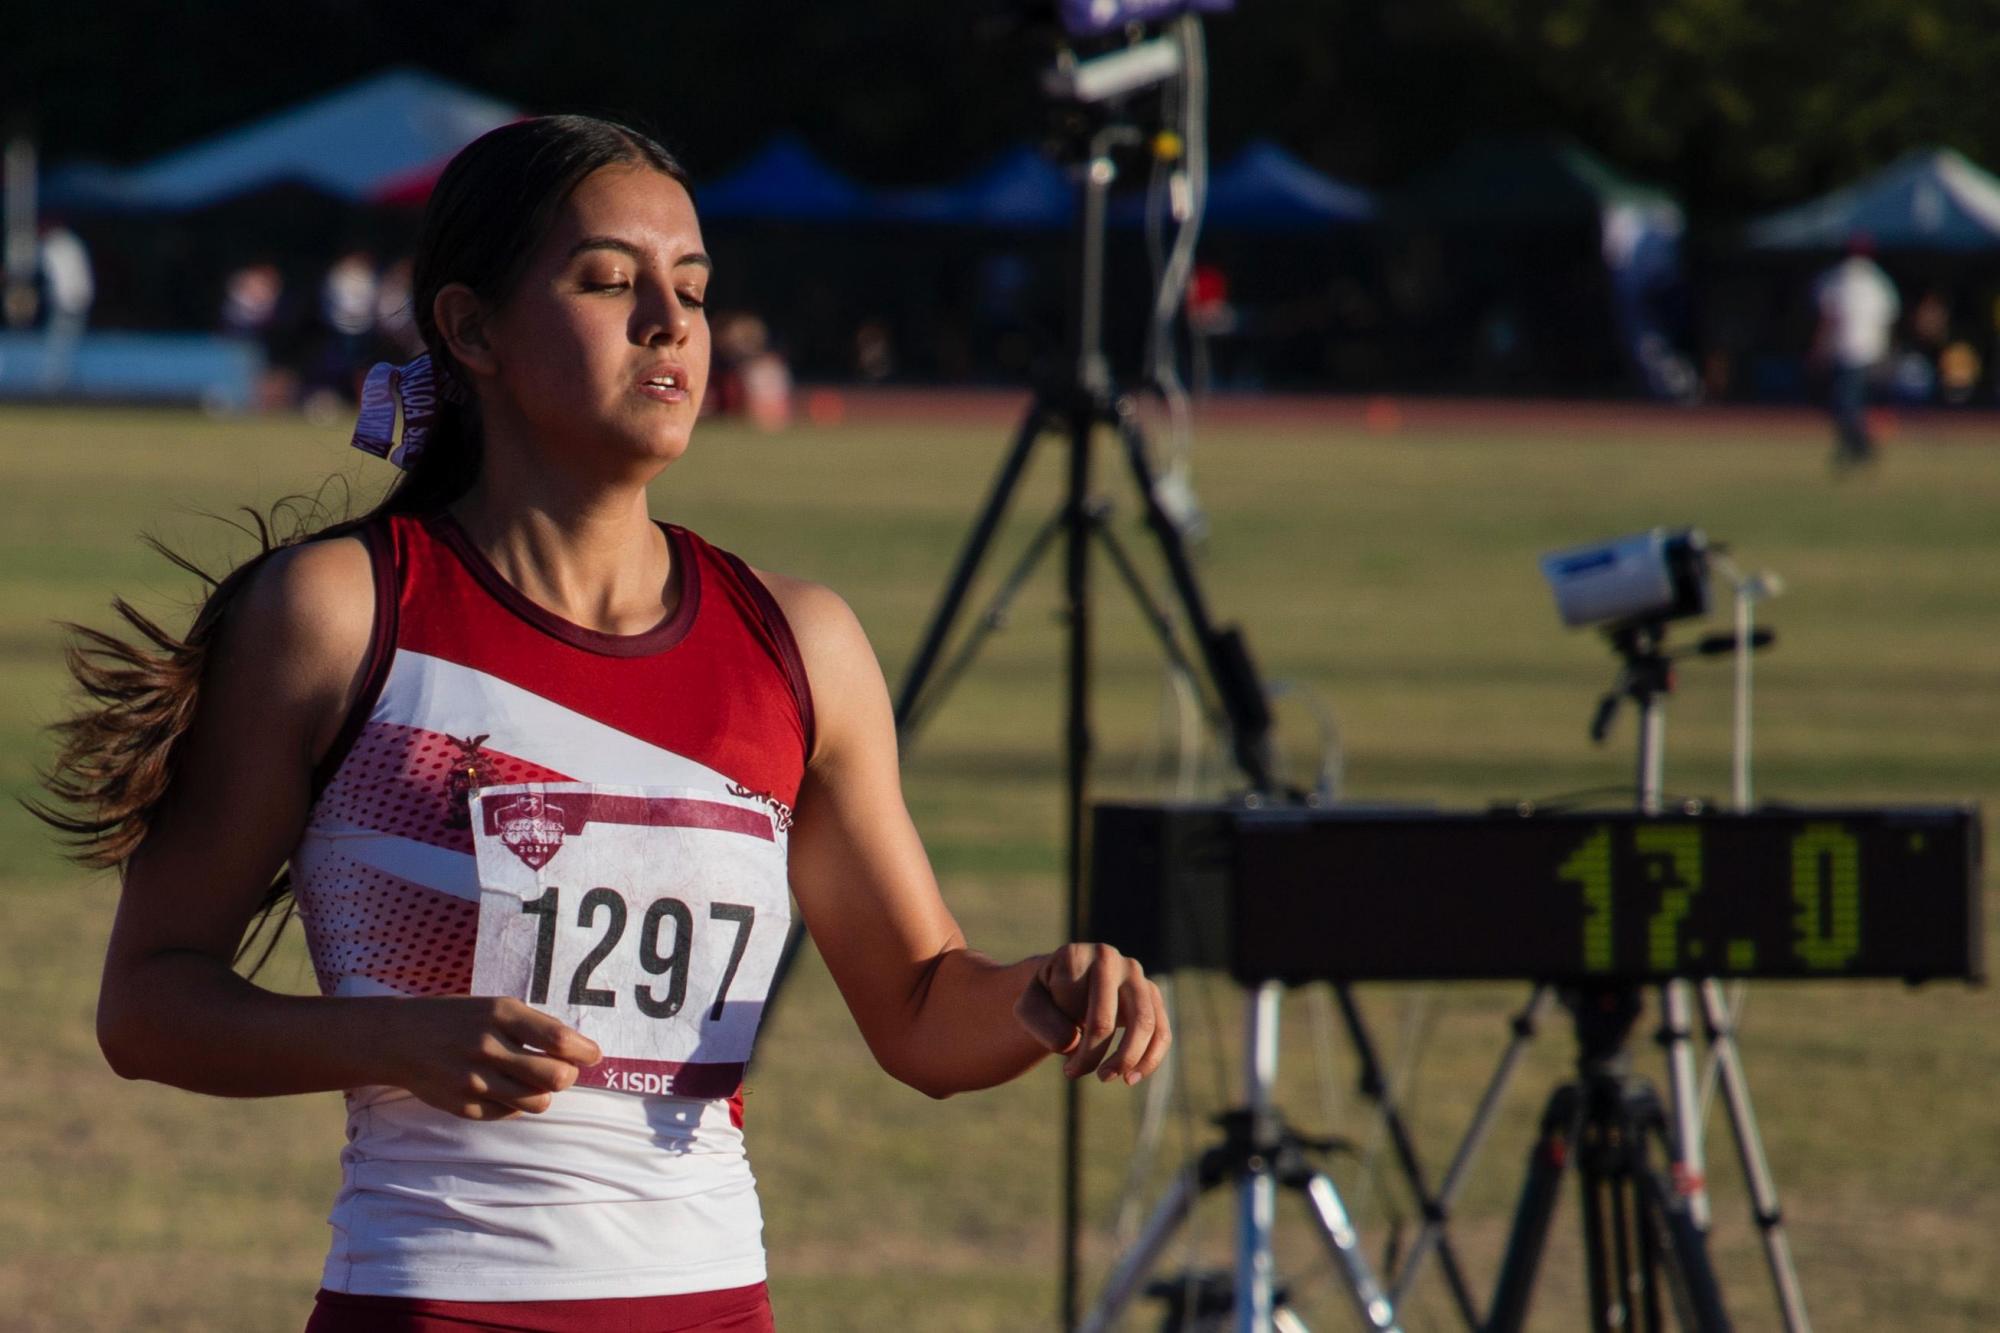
[95,534,600,1120]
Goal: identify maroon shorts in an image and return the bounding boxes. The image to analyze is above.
[304,1282,774,1332]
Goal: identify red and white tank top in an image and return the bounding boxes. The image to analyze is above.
[289,511,812,1302]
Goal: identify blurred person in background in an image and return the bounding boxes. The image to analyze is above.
[37,114,1167,1333]
[221,260,298,411]
[1906,285,1984,404]
[1811,233,1900,470]
[1186,259,1237,394]
[305,247,380,417]
[710,311,793,431]
[1937,338,1982,405]
[36,218,93,389]
[851,317,895,382]
[221,260,285,341]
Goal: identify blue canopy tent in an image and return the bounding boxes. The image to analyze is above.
[879,146,1075,229]
[877,138,1376,233]
[1103,138,1374,231]
[1203,139,1374,230]
[697,134,872,222]
[875,140,1374,232]
[1745,148,2000,252]
[42,68,519,213]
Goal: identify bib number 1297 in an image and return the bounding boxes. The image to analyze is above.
[468,783,791,1099]
[519,886,755,1023]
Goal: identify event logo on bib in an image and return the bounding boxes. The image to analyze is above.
[495,792,567,869]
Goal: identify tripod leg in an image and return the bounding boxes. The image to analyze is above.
[1635,1146,1734,1332]
[902,506,1068,740]
[1396,985,1552,1316]
[893,397,1055,739]
[1079,1167,1207,1333]
[1602,1163,1640,1333]
[1238,1143,1280,1332]
[1697,979,1813,1332]
[1657,981,1712,1229]
[1623,1080,1733,1333]
[1292,1170,1402,1331]
[1334,984,1484,1326]
[1485,1083,1582,1333]
[1574,1145,1619,1333]
[1109,403,1274,789]
[1088,517,1225,733]
[1635,1173,1667,1333]
[1063,397,1097,1332]
[1236,984,1284,1333]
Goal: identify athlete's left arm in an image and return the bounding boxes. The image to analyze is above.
[764,572,1170,1098]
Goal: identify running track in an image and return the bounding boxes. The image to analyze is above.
[798,386,2000,442]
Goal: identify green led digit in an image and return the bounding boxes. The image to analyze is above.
[1559,825,1614,972]
[1635,825,1702,972]
[1792,823,1862,970]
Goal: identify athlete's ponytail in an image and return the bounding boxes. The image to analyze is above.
[32,116,692,955]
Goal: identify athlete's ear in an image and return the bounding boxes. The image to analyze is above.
[434,284,498,379]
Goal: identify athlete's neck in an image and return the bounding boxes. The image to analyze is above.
[448,481,675,638]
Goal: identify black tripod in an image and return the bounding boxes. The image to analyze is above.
[892,119,1280,1329]
[1484,622,1732,1331]
[1481,617,1812,1331]
[1487,987,1730,1333]
[884,109,1481,1326]
[752,106,1278,1325]
[761,38,1473,1328]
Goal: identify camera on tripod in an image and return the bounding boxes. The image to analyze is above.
[1539,526,1711,632]
[1031,0,1236,103]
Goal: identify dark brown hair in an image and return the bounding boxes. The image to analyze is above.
[33,115,690,963]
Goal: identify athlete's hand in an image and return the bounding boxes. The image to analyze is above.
[1014,943,1171,1085]
[385,997,603,1120]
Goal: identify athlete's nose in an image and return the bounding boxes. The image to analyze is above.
[633,281,692,347]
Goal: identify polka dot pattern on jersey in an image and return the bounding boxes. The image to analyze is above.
[313,721,572,854]
[295,850,479,997]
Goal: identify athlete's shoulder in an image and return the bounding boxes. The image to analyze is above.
[736,564,866,660]
[735,567,882,766]
[196,526,382,766]
[243,526,373,616]
[225,528,378,685]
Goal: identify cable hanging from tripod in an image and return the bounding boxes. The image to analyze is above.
[1141,14,1208,542]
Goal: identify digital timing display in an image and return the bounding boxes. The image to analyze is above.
[1235,809,1982,984]
[1088,804,1984,985]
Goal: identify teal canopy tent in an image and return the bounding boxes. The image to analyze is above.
[1745,148,2000,252]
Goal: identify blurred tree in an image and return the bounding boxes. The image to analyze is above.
[12,0,2000,215]
[1396,0,2000,212]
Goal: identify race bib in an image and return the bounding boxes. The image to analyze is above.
[469,783,791,1099]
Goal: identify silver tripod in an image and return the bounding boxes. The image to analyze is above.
[1608,621,1811,1332]
[1081,983,1401,1333]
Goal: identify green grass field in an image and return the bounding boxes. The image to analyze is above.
[1,402,1995,1331]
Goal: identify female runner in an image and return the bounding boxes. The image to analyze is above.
[41,115,1169,1332]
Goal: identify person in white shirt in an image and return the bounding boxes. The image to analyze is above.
[1811,234,1900,468]
[37,221,93,389]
